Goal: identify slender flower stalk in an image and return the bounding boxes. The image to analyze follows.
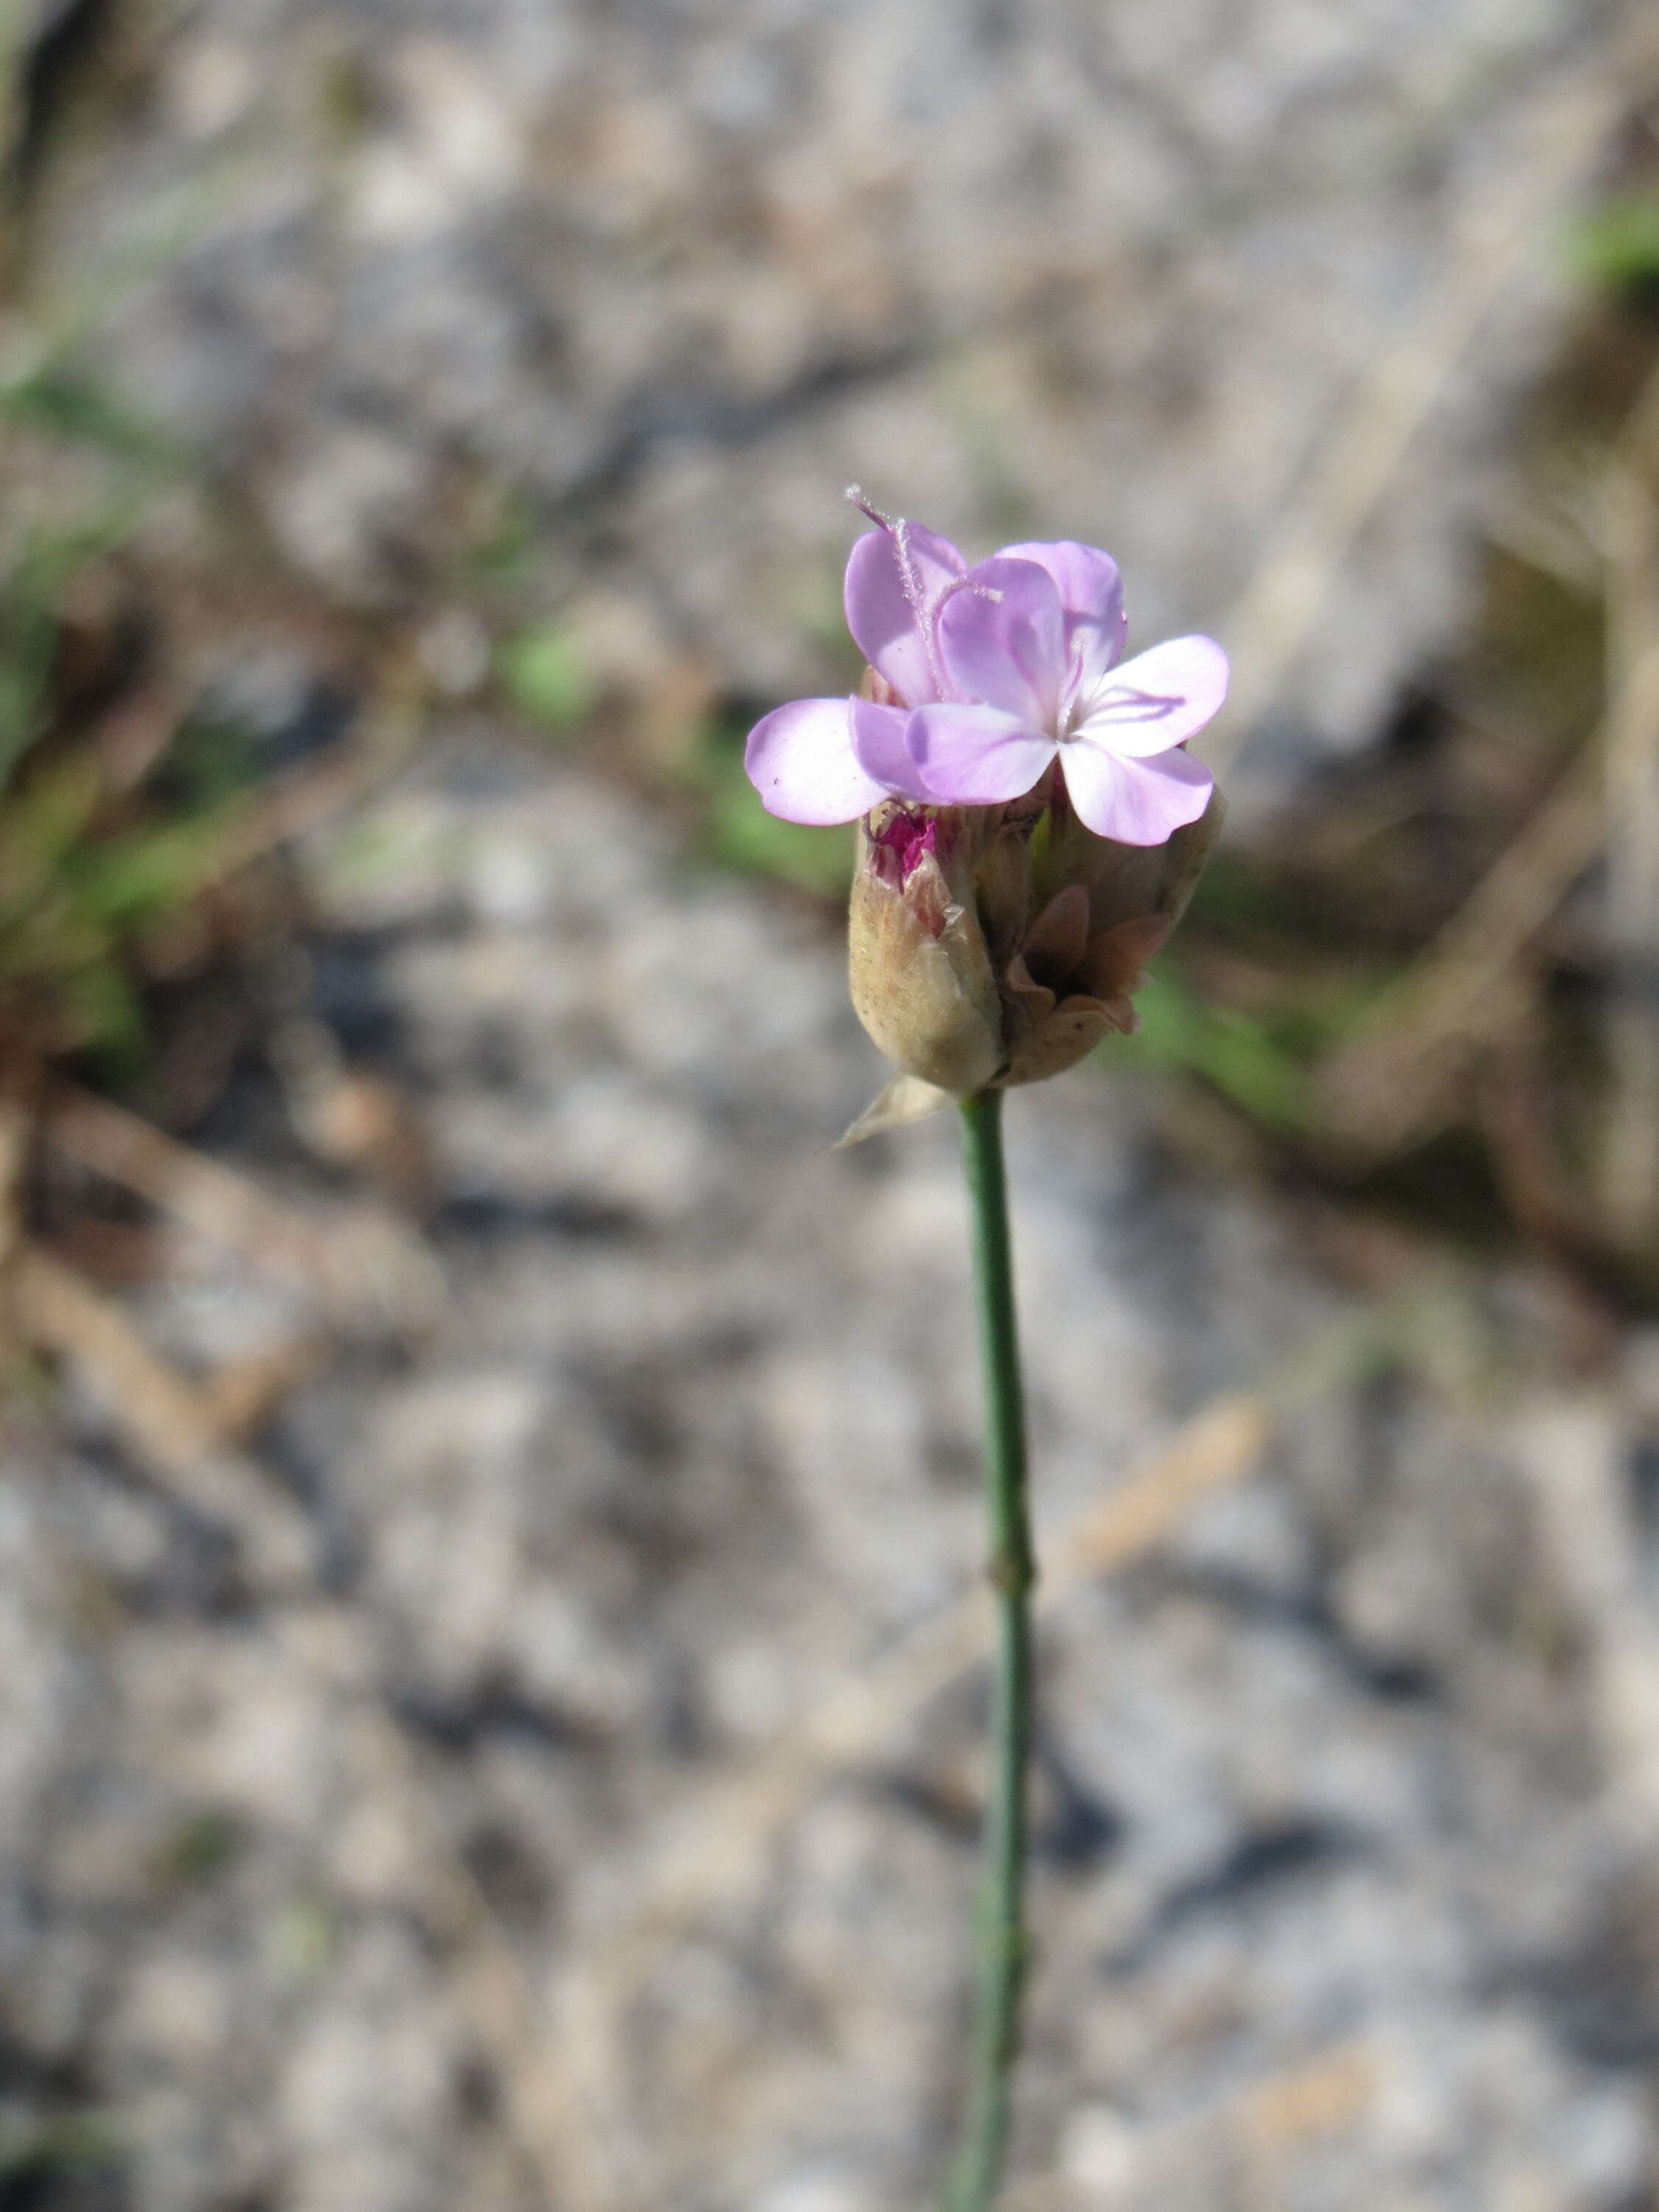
[744,493,1227,2206]
[949,1088,1034,2212]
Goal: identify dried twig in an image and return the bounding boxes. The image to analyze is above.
[46,1085,339,1282]
[1599,373,1659,1239]
[0,1088,29,1374]
[549,1302,1400,2203]
[198,1336,331,1442]
[583,1394,1267,1951]
[1515,1395,1659,1834]
[1210,21,1659,776]
[43,1083,443,1328]
[13,1243,313,1581]
[8,1225,594,2207]
[1318,362,1659,1164]
[200,689,422,879]
[1001,2039,1376,2211]
[316,1643,611,2212]
[544,1389,1272,2206]
[1317,736,1606,1153]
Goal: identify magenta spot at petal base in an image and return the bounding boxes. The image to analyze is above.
[873,809,938,885]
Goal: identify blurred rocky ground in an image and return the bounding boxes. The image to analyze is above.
[6,2,1659,2210]
[9,735,1659,2212]
[9,0,1655,800]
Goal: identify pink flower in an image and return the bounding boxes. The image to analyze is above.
[745,495,1228,846]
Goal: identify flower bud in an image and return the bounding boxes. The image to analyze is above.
[848,802,1004,1097]
[840,768,1223,1141]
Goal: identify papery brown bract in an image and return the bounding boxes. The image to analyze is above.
[840,766,1223,1140]
[847,802,1004,1099]
[998,771,1224,1088]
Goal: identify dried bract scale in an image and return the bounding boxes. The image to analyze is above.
[998,768,1225,1089]
[849,802,1004,1097]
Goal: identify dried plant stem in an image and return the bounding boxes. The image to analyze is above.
[1599,372,1659,1242]
[949,1088,1035,2212]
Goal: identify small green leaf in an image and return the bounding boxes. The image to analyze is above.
[706,771,852,897]
[0,2108,125,2180]
[268,1896,337,1979]
[498,624,597,731]
[156,1806,244,1887]
[1569,193,1659,297]
[1113,965,1314,1129]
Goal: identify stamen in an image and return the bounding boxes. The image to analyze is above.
[894,522,959,702]
[922,574,1004,706]
[870,498,949,699]
[933,576,1004,613]
[844,485,979,706]
[845,484,893,531]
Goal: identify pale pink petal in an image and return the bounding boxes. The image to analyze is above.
[1074,635,1229,758]
[995,539,1127,692]
[844,523,965,706]
[937,557,1067,728]
[850,697,938,802]
[1058,740,1214,845]
[905,703,1057,805]
[745,698,888,824]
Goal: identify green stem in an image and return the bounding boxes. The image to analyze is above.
[946,1088,1035,2212]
